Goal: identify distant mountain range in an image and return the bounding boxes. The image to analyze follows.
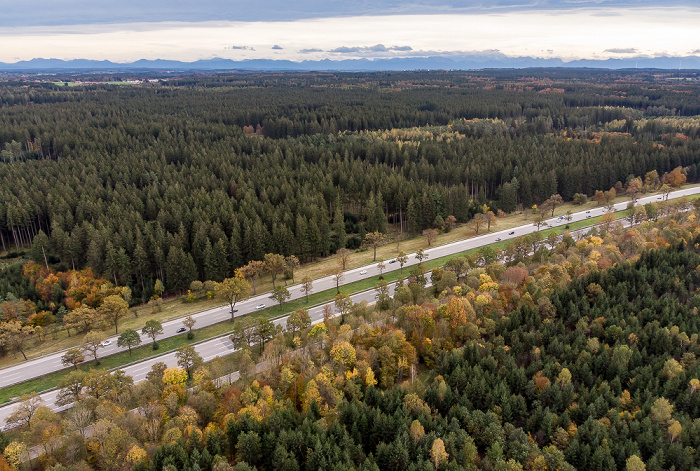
[1,55,699,72]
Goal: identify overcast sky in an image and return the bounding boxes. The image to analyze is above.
[1,0,699,63]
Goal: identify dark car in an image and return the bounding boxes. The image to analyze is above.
[508,231,515,235]
[496,238,502,242]
[388,259,397,264]
[176,327,186,333]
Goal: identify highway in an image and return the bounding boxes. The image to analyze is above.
[1,186,698,428]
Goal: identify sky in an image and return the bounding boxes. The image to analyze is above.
[1,0,699,63]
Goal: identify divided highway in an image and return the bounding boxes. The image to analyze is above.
[1,186,698,428]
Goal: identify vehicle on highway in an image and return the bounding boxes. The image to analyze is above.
[496,238,502,242]
[558,216,564,220]
[586,215,591,218]
[101,340,112,347]
[508,231,515,235]
[657,196,662,200]
[256,304,266,310]
[230,308,238,313]
[176,327,186,333]
[360,270,367,275]
[586,210,591,213]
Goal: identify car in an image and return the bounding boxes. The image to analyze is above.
[657,196,662,200]
[586,210,591,213]
[359,270,367,275]
[256,304,266,310]
[495,238,502,242]
[508,231,515,235]
[231,308,238,313]
[176,327,186,333]
[388,259,397,264]
[558,216,564,220]
[101,340,112,347]
[586,215,591,218]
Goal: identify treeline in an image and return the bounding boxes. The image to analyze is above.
[0,72,699,302]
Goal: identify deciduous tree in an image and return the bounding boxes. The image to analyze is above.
[430,438,449,469]
[264,253,286,288]
[142,319,163,349]
[64,306,98,335]
[364,231,386,261]
[469,213,487,234]
[61,348,85,370]
[239,260,265,295]
[485,211,498,231]
[285,255,300,283]
[423,228,438,247]
[5,393,42,429]
[176,344,203,378]
[81,330,106,364]
[216,272,251,322]
[286,309,311,336]
[117,328,141,356]
[542,194,564,217]
[300,275,313,302]
[183,314,196,333]
[397,250,408,273]
[56,370,87,406]
[100,294,129,334]
[334,293,352,322]
[330,265,344,294]
[0,321,35,360]
[270,286,291,307]
[230,317,257,350]
[336,248,352,271]
[255,318,278,352]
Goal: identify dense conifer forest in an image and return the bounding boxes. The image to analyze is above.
[1,70,700,302]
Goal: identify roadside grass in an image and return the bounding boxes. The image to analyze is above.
[0,184,691,369]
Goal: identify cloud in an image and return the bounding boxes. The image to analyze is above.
[2,9,698,63]
[329,44,413,54]
[604,48,638,54]
[271,45,283,49]
[692,49,700,54]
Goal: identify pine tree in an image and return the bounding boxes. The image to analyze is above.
[333,196,346,250]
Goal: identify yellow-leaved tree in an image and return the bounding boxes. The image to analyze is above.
[3,441,27,468]
[430,438,449,469]
[330,341,356,371]
[162,367,188,388]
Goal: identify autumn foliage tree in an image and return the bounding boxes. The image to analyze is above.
[216,272,252,321]
[364,231,386,261]
[100,294,129,334]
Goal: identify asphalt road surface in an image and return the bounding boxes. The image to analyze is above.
[1,186,698,428]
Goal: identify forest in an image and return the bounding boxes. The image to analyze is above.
[1,190,699,471]
[0,70,700,305]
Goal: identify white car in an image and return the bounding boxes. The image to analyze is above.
[360,270,367,275]
[256,304,266,310]
[101,340,112,347]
